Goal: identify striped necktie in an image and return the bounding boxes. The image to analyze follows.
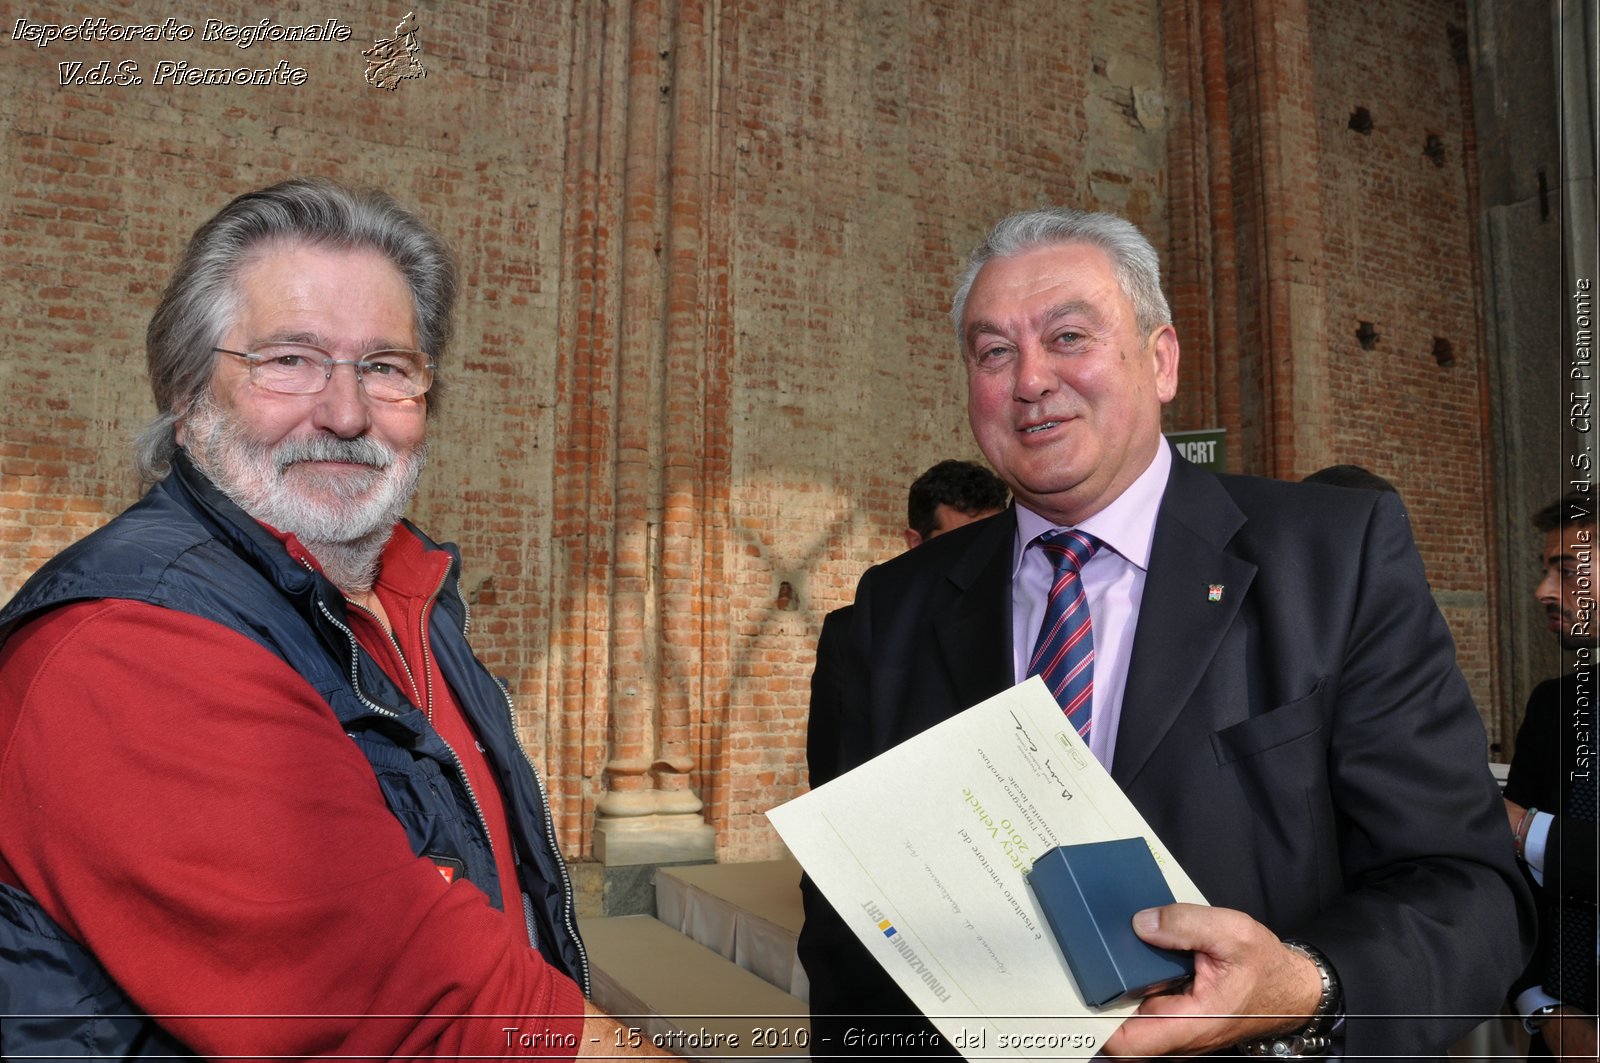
[1027,529,1101,739]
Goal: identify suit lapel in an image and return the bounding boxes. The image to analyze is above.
[933,509,1016,710]
[1112,458,1256,788]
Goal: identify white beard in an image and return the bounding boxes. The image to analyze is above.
[183,393,427,592]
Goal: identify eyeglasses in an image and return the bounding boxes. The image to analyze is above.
[213,343,435,402]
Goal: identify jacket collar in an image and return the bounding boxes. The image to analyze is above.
[933,508,1019,711]
[164,450,326,601]
[1112,452,1256,786]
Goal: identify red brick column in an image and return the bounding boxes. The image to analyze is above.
[1163,0,1329,478]
[551,0,730,863]
[1162,0,1243,456]
[549,0,625,855]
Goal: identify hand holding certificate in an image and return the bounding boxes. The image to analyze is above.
[768,677,1208,1061]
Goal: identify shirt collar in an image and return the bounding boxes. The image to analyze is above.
[1013,441,1172,572]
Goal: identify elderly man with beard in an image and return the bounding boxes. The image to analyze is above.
[0,179,658,1060]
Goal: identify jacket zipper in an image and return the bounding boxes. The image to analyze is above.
[488,671,592,999]
[346,600,426,717]
[344,566,449,722]
[457,577,592,999]
[313,595,401,721]
[415,566,448,725]
[309,578,495,924]
[319,561,590,997]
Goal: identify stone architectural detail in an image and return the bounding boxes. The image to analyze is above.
[552,0,730,863]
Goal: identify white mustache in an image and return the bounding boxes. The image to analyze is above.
[274,435,393,471]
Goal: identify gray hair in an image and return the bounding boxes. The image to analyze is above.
[136,177,457,483]
[949,207,1172,347]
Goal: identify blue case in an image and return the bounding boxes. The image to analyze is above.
[1025,838,1194,1007]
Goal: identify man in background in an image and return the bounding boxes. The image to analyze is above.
[1504,493,1599,1059]
[808,459,1007,785]
[1301,463,1400,495]
[902,459,1011,549]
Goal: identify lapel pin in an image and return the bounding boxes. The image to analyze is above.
[1207,584,1224,602]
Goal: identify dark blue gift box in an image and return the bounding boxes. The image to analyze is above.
[1025,838,1194,1008]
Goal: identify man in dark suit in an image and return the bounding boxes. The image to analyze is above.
[798,207,1534,1059]
[807,460,1006,785]
[1503,494,1598,1059]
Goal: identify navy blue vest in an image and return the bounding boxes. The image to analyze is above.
[0,454,588,1057]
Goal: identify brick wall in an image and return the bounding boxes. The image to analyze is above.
[1162,0,1504,741]
[1,0,1505,862]
[718,0,1167,856]
[1,0,585,840]
[1307,0,1500,730]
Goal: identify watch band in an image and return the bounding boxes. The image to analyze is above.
[1236,939,1343,1058]
[1239,1032,1335,1057]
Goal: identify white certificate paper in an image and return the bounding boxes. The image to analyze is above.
[768,677,1207,1061]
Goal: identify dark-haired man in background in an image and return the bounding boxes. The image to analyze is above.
[902,459,1011,550]
[1504,493,1599,1060]
[808,459,1007,786]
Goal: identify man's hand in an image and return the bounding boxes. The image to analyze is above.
[1100,904,1323,1059]
[580,1000,672,1058]
[1537,1005,1599,1061]
[1504,796,1527,837]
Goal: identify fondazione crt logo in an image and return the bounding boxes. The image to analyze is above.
[861,899,954,1003]
[11,12,428,91]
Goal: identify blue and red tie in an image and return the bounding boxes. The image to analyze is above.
[1028,529,1101,739]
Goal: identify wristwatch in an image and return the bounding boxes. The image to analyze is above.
[1237,939,1343,1058]
[1525,1002,1561,1034]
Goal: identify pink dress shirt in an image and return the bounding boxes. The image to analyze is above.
[1011,443,1172,768]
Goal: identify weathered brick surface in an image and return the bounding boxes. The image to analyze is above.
[1164,0,1502,745]
[716,0,1168,857]
[1,0,584,842]
[0,0,1502,864]
[1307,0,1500,729]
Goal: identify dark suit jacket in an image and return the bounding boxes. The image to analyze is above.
[799,452,1535,1060]
[807,604,852,787]
[1504,674,1599,1013]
